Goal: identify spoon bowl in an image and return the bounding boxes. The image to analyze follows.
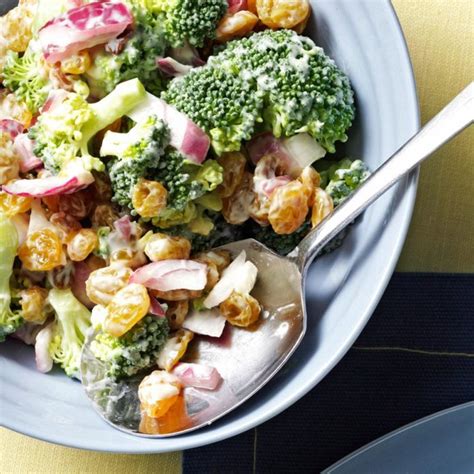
[81,239,306,436]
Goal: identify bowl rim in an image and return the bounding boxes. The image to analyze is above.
[1,0,420,454]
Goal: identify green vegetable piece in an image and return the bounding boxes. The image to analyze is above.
[90,315,169,380]
[48,288,91,378]
[163,29,355,155]
[29,78,147,174]
[0,214,22,342]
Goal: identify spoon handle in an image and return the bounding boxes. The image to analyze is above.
[294,81,474,273]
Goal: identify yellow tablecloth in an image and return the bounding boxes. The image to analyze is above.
[1,1,473,472]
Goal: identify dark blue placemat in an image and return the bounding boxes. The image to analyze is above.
[183,273,474,473]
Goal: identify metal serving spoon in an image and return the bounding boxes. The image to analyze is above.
[81,82,473,437]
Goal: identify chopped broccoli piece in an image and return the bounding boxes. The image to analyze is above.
[48,288,91,378]
[85,0,226,97]
[90,315,169,380]
[145,151,223,229]
[0,214,23,342]
[102,115,170,210]
[162,212,244,252]
[163,29,355,155]
[146,0,227,47]
[150,150,223,212]
[319,158,370,206]
[2,48,51,114]
[28,78,147,174]
[252,221,311,256]
[85,5,167,97]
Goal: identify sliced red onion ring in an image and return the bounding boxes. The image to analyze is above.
[113,215,132,241]
[35,323,54,373]
[14,134,43,173]
[149,296,167,317]
[172,362,222,390]
[0,118,24,138]
[227,0,248,14]
[130,259,208,292]
[2,171,94,198]
[156,57,193,78]
[247,132,326,175]
[128,93,210,164]
[72,261,94,309]
[39,1,132,63]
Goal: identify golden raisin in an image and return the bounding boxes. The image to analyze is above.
[144,233,191,262]
[0,191,32,217]
[217,151,247,198]
[104,283,150,337]
[60,51,91,75]
[0,0,38,53]
[91,204,119,228]
[67,229,98,262]
[166,300,189,330]
[58,189,95,219]
[138,370,182,419]
[132,179,167,218]
[268,180,309,234]
[91,172,113,203]
[18,228,64,271]
[19,286,49,324]
[219,291,261,327]
[256,0,310,29]
[297,166,320,207]
[222,172,255,225]
[249,195,270,226]
[311,188,333,228]
[49,212,82,243]
[86,264,133,306]
[110,246,147,269]
[0,92,32,127]
[157,329,194,371]
[292,5,311,34]
[216,11,259,43]
[193,249,231,274]
[0,135,19,185]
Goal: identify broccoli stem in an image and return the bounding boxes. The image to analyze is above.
[81,79,147,147]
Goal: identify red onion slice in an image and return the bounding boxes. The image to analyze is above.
[2,171,94,197]
[172,362,222,390]
[130,260,208,292]
[39,1,132,63]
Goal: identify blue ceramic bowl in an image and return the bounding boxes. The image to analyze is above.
[0,0,419,452]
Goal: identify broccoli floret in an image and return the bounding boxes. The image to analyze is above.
[162,212,244,251]
[90,315,169,380]
[151,150,223,211]
[163,29,354,155]
[319,158,370,206]
[102,115,170,209]
[146,151,223,229]
[47,288,91,378]
[0,214,23,342]
[2,48,51,114]
[147,0,227,47]
[85,6,167,97]
[29,78,147,174]
[252,221,311,256]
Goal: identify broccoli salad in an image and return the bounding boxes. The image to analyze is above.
[0,0,369,431]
